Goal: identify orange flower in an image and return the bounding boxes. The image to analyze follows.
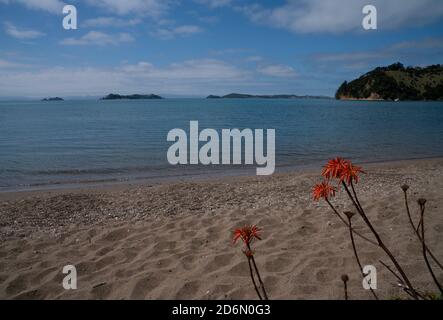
[340,162,365,185]
[322,157,348,180]
[233,225,262,246]
[322,157,365,186]
[312,182,336,201]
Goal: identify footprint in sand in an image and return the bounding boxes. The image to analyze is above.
[100,228,131,242]
[91,282,114,299]
[95,246,115,257]
[30,267,58,286]
[314,268,334,283]
[130,274,165,299]
[14,289,46,300]
[264,256,293,273]
[227,261,249,276]
[6,274,30,296]
[175,280,200,299]
[153,240,177,251]
[204,253,234,273]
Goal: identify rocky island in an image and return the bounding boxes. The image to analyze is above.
[41,97,64,101]
[101,93,163,100]
[207,93,331,99]
[336,63,443,101]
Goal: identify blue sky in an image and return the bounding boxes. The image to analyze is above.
[1,0,443,98]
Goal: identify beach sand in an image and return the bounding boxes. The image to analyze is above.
[0,158,442,300]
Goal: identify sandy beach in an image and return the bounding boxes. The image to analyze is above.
[0,158,442,300]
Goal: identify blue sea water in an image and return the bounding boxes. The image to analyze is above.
[1,98,443,191]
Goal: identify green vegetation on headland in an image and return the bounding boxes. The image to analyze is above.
[101,93,163,100]
[336,63,443,101]
[207,93,331,99]
[42,97,64,101]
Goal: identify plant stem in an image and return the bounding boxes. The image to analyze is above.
[344,181,419,300]
[347,217,379,300]
[351,182,365,214]
[403,190,443,270]
[247,257,263,300]
[247,244,269,300]
[343,280,348,300]
[419,204,443,295]
[325,199,377,246]
[379,260,426,300]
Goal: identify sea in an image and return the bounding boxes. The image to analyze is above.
[1,98,443,191]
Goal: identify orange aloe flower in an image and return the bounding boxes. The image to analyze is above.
[322,157,348,180]
[312,182,336,201]
[340,161,365,185]
[322,157,365,186]
[233,225,262,246]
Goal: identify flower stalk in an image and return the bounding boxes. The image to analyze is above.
[314,157,420,300]
[342,178,419,300]
[345,211,379,300]
[418,199,443,295]
[233,225,269,300]
[402,186,443,271]
[341,274,349,300]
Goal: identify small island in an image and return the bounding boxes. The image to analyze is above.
[101,93,163,100]
[336,63,443,101]
[207,93,331,99]
[42,97,64,101]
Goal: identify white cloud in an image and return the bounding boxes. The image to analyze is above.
[257,64,296,78]
[390,37,443,50]
[0,59,251,96]
[239,0,443,33]
[85,0,168,17]
[120,59,247,80]
[1,0,167,16]
[0,58,28,68]
[83,17,142,28]
[199,16,219,24]
[0,0,65,14]
[4,22,45,39]
[209,48,251,56]
[246,56,263,62]
[313,37,443,65]
[310,36,443,75]
[313,52,387,63]
[150,25,203,40]
[196,0,232,8]
[60,31,135,46]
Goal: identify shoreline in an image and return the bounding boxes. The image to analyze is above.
[2,155,443,198]
[1,157,442,299]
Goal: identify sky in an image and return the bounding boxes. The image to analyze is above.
[0,0,443,98]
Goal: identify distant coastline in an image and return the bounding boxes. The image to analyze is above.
[207,93,332,99]
[100,93,164,100]
[42,97,64,101]
[33,93,334,101]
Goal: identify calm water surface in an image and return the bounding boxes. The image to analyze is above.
[1,99,443,190]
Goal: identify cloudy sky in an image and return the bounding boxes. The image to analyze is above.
[1,0,443,98]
